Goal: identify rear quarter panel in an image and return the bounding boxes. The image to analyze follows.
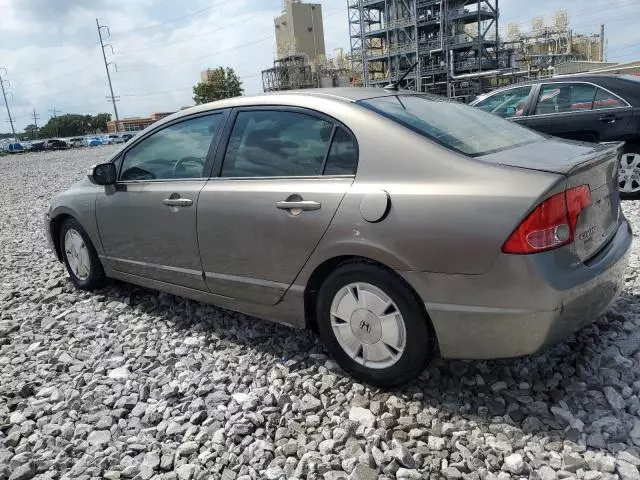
[297,113,563,278]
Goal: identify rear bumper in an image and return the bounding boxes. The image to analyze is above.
[401,219,632,359]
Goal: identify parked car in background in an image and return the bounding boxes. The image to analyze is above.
[121,133,135,142]
[31,141,45,152]
[45,88,631,386]
[103,134,125,145]
[69,137,84,148]
[471,74,640,197]
[85,137,103,147]
[43,139,70,150]
[7,142,24,153]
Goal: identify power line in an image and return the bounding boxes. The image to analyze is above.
[111,0,236,38]
[0,68,16,138]
[97,18,121,133]
[119,74,261,98]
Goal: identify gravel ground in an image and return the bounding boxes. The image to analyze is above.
[1,146,640,480]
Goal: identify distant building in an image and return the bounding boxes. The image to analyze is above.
[275,1,325,61]
[106,112,175,133]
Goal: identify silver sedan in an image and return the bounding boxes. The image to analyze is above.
[45,88,631,386]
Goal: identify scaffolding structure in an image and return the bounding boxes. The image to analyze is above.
[348,0,499,100]
[262,55,315,92]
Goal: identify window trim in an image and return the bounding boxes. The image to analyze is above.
[473,84,535,119]
[528,81,631,119]
[115,109,230,184]
[210,105,359,180]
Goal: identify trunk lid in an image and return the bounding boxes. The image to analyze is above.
[482,138,623,262]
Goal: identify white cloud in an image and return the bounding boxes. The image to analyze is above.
[0,0,637,132]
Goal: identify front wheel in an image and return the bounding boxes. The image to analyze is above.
[59,218,106,290]
[619,144,640,199]
[316,262,435,387]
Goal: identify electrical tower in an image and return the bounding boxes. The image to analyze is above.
[49,108,62,137]
[0,68,17,138]
[31,108,40,139]
[96,18,121,132]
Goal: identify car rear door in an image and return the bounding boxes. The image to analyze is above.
[96,111,228,290]
[525,82,632,142]
[589,86,634,141]
[197,107,358,305]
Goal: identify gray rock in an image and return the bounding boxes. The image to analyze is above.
[391,439,415,468]
[535,466,557,480]
[396,468,423,479]
[8,464,35,480]
[617,461,640,480]
[503,453,524,474]
[604,386,626,410]
[87,429,111,446]
[443,467,464,480]
[348,464,378,480]
[108,366,130,380]
[563,453,588,473]
[618,453,640,467]
[348,407,375,428]
[428,436,446,451]
[175,464,196,480]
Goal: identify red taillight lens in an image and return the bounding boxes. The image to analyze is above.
[502,185,592,254]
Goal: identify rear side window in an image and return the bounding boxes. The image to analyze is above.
[325,127,357,175]
[221,110,335,178]
[593,88,626,110]
[359,95,541,157]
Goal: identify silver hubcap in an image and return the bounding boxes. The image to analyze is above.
[330,282,407,369]
[619,153,640,193]
[64,229,90,281]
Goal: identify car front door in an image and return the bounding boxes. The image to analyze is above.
[96,111,227,290]
[197,107,358,305]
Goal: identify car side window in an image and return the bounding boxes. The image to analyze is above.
[593,88,626,110]
[475,86,532,118]
[534,83,597,115]
[324,127,358,175]
[221,110,334,178]
[119,114,222,181]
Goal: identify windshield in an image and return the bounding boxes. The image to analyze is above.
[358,94,542,157]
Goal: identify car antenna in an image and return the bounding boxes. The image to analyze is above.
[384,61,419,91]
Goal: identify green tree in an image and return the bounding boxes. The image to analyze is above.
[24,124,39,140]
[193,67,243,105]
[90,113,112,133]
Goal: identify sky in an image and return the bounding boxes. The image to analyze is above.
[0,0,639,132]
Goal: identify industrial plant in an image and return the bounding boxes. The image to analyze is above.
[258,0,632,102]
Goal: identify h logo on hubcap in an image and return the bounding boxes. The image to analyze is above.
[360,320,371,334]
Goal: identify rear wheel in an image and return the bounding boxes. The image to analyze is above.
[619,144,640,199]
[59,218,106,290]
[316,262,435,387]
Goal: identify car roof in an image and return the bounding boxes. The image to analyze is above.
[150,87,427,130]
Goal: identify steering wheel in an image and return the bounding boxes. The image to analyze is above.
[173,156,205,177]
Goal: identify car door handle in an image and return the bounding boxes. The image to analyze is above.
[599,115,617,124]
[162,198,193,207]
[276,200,321,211]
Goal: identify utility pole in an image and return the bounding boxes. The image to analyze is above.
[49,108,61,138]
[0,68,16,139]
[600,24,605,62]
[31,108,40,139]
[96,19,121,132]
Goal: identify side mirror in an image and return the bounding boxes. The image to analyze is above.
[88,162,117,185]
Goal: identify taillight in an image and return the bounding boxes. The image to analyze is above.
[502,185,591,254]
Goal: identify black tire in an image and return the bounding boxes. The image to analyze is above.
[620,143,640,200]
[316,262,435,388]
[59,218,106,290]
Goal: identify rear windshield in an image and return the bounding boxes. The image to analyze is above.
[358,94,542,157]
